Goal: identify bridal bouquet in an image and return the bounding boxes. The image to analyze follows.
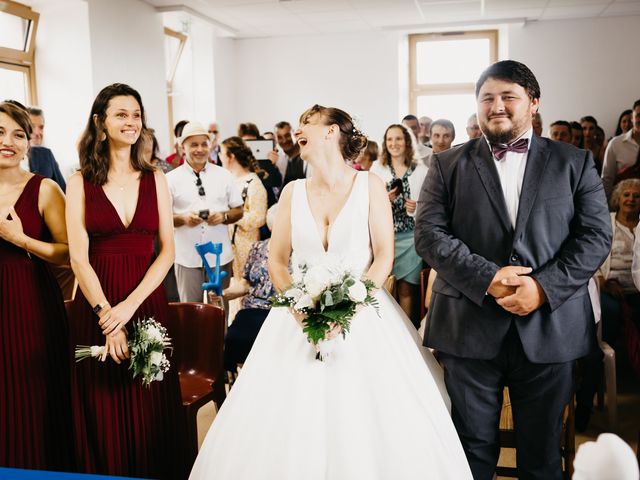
[271,258,378,361]
[75,317,172,387]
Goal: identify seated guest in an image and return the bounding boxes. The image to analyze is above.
[602,100,640,199]
[353,139,378,171]
[576,179,640,431]
[222,205,278,373]
[596,178,640,346]
[548,120,573,143]
[165,119,188,169]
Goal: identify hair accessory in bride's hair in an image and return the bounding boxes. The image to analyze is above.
[350,114,364,137]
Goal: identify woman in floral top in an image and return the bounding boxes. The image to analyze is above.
[370,124,428,328]
[220,137,268,318]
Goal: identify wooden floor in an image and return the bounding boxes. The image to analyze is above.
[195,361,640,477]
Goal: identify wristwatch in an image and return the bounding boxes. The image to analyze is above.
[223,212,229,224]
[93,303,104,315]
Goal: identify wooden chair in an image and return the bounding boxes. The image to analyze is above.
[497,387,575,479]
[166,302,226,462]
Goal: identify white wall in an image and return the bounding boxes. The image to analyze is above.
[229,31,403,144]
[508,15,640,137]
[224,15,640,146]
[88,0,169,152]
[31,0,93,174]
[212,35,237,140]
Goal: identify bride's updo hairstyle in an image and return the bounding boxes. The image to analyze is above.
[299,104,367,161]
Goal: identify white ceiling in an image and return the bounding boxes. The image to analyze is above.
[146,0,640,37]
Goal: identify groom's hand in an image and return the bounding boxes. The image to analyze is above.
[487,266,533,299]
[496,275,546,316]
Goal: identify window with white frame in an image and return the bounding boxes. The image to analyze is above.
[0,0,39,105]
[164,26,187,146]
[409,30,497,142]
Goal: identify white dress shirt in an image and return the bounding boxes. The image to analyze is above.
[167,162,243,268]
[489,129,533,229]
[602,130,640,198]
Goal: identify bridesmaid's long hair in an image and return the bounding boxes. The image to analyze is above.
[78,83,154,185]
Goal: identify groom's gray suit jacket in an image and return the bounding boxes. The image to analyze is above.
[414,135,612,363]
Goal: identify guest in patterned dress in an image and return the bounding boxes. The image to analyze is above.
[370,124,428,328]
[220,136,267,318]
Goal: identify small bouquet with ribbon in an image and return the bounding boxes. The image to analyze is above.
[75,317,172,387]
[271,259,378,361]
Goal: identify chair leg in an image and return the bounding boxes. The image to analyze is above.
[213,379,227,410]
[603,350,617,429]
[184,405,199,467]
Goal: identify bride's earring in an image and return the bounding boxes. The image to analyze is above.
[99,131,107,142]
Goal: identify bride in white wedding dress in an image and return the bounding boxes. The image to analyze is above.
[189,105,472,480]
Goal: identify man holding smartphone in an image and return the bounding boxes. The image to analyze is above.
[167,121,244,304]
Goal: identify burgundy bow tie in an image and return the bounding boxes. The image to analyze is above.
[491,138,529,160]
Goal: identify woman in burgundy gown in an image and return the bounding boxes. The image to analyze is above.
[66,84,188,479]
[0,102,74,470]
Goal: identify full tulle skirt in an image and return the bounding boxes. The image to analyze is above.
[190,289,472,479]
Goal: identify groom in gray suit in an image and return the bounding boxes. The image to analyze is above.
[415,60,611,479]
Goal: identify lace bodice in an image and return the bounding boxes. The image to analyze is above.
[290,171,372,277]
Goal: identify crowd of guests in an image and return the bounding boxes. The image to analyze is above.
[1,80,639,478]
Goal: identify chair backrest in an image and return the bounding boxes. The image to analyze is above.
[166,302,225,383]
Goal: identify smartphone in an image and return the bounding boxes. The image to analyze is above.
[389,178,404,194]
[198,209,210,220]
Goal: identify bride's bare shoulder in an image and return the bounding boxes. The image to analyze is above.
[367,171,387,198]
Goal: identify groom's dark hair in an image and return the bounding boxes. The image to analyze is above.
[475,60,541,100]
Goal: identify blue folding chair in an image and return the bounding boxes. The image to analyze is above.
[195,241,227,296]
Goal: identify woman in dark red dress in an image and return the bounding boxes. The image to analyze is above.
[0,102,74,470]
[66,84,188,479]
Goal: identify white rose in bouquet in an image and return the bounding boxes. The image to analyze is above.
[304,265,334,298]
[294,293,315,311]
[146,325,165,343]
[347,280,368,303]
[284,288,304,302]
[150,351,163,366]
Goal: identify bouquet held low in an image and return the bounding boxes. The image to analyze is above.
[75,317,172,387]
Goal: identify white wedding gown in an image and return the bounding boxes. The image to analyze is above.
[190,172,472,479]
